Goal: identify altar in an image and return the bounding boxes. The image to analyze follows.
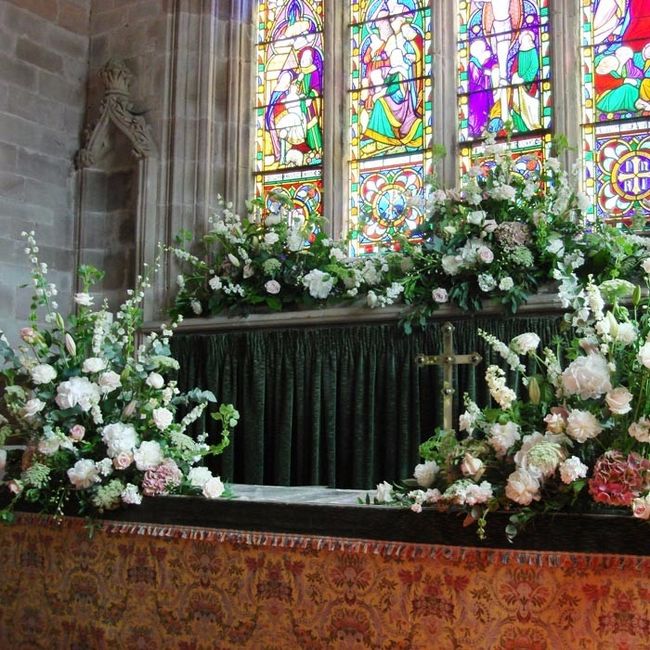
[1,486,648,649]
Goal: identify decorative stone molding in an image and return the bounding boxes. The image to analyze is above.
[76,58,156,169]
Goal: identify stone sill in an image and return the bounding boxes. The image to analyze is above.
[143,292,565,334]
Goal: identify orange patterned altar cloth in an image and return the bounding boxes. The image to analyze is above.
[0,514,648,649]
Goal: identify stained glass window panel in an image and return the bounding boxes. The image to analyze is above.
[257,169,323,224]
[581,0,650,223]
[348,0,433,253]
[255,0,324,218]
[349,154,431,255]
[457,0,551,141]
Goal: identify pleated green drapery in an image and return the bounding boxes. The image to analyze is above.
[172,314,561,489]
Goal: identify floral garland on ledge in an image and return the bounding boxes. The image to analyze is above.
[169,140,650,331]
[0,234,239,521]
[374,274,650,539]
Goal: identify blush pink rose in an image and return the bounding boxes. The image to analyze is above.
[69,424,85,441]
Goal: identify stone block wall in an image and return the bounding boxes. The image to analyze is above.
[0,0,90,340]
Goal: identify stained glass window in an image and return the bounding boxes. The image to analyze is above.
[255,0,324,220]
[581,0,650,224]
[457,0,552,172]
[348,0,433,255]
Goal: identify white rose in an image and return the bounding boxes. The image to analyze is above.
[431,288,448,303]
[638,342,650,368]
[413,460,439,488]
[616,322,637,345]
[82,357,107,374]
[98,370,121,394]
[209,276,222,291]
[22,398,46,419]
[101,422,139,458]
[605,386,633,415]
[489,421,520,456]
[566,410,602,443]
[460,453,484,478]
[632,494,650,520]
[188,466,213,488]
[375,480,394,504]
[505,468,541,505]
[202,476,225,499]
[265,280,281,295]
[152,407,174,431]
[499,276,514,291]
[67,459,100,489]
[559,456,588,484]
[561,354,611,399]
[31,363,57,385]
[146,372,165,390]
[264,232,280,246]
[134,440,164,471]
[55,376,101,412]
[467,210,485,225]
[74,292,94,306]
[628,418,650,443]
[510,333,540,355]
[477,246,494,264]
[441,255,463,276]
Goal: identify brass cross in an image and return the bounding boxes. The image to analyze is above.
[415,322,482,433]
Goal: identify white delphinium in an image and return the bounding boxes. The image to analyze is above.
[179,403,207,433]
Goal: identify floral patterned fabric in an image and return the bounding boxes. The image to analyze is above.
[0,514,648,649]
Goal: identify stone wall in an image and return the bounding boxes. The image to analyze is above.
[0,0,90,339]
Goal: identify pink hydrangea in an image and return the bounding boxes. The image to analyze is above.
[588,451,650,507]
[141,459,182,496]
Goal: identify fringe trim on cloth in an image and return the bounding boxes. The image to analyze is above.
[13,511,650,570]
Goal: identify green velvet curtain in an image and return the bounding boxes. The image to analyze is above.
[172,314,561,489]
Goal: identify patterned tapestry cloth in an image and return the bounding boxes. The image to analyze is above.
[0,513,648,649]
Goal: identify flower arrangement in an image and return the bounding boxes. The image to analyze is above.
[0,233,239,520]
[375,270,650,539]
[170,196,407,318]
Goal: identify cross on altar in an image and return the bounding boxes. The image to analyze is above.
[415,322,482,433]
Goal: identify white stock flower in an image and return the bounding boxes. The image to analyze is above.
[510,333,540,355]
[209,276,222,291]
[152,407,174,431]
[67,459,100,489]
[98,371,121,394]
[121,483,143,505]
[95,458,113,477]
[22,398,46,419]
[413,460,439,488]
[265,280,281,295]
[559,456,588,484]
[505,468,541,505]
[55,376,101,412]
[375,480,394,503]
[134,440,164,471]
[605,386,633,415]
[566,410,602,443]
[82,357,107,374]
[102,422,138,458]
[188,466,213,488]
[145,372,165,390]
[561,354,611,399]
[74,292,94,306]
[31,363,57,385]
[489,421,520,456]
[202,476,225,499]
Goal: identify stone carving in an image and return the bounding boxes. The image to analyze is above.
[76,58,156,168]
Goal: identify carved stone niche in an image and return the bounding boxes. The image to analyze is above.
[75,58,159,317]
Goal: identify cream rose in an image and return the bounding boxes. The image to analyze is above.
[113,452,134,470]
[74,292,94,306]
[264,232,280,246]
[31,363,57,385]
[202,476,225,499]
[145,372,165,390]
[616,322,637,346]
[67,459,100,489]
[152,407,174,431]
[82,357,107,374]
[477,246,494,264]
[561,354,611,399]
[632,494,650,520]
[98,371,121,394]
[22,398,46,419]
[566,410,602,443]
[605,386,633,415]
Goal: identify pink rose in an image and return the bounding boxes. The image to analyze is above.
[605,386,633,415]
[69,424,86,441]
[632,495,650,520]
[113,452,134,470]
[431,288,448,304]
[477,246,494,264]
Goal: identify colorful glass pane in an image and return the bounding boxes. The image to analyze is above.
[257,169,323,224]
[581,1,650,223]
[255,0,324,219]
[348,0,433,253]
[457,0,551,141]
[348,154,431,255]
